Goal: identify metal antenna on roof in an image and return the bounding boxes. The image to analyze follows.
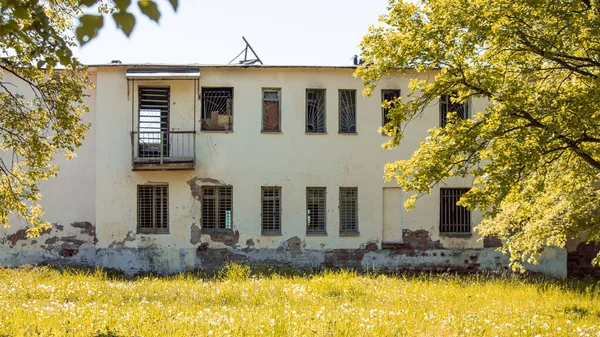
[227,36,263,65]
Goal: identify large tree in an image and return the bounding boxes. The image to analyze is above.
[356,0,600,270]
[0,0,176,235]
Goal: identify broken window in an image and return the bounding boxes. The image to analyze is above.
[262,88,281,132]
[339,187,358,235]
[440,94,469,127]
[201,186,233,231]
[306,89,326,133]
[138,87,170,158]
[201,88,233,131]
[339,90,356,133]
[306,187,326,235]
[440,188,471,233]
[261,186,281,234]
[137,185,169,233]
[381,89,400,127]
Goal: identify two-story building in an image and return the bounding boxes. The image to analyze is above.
[0,63,580,277]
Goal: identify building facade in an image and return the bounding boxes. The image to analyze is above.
[1,64,591,277]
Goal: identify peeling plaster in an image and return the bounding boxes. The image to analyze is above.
[402,229,443,250]
[108,231,136,248]
[71,222,97,243]
[190,224,202,245]
[209,231,240,247]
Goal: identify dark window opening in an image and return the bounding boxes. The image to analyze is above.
[440,94,469,127]
[261,186,281,234]
[137,185,169,233]
[201,186,233,231]
[440,188,471,233]
[202,88,233,131]
[339,90,357,133]
[306,89,326,133]
[339,187,359,235]
[262,89,281,132]
[381,89,400,127]
[138,87,170,158]
[307,187,326,235]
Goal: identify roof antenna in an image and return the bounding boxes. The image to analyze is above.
[227,36,264,65]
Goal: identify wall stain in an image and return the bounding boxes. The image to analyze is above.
[108,231,136,248]
[71,222,97,243]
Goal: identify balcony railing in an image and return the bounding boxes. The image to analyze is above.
[131,131,196,170]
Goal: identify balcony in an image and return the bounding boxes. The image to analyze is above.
[131,131,196,171]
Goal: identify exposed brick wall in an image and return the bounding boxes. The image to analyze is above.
[567,243,600,277]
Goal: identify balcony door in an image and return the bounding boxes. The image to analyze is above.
[138,87,170,158]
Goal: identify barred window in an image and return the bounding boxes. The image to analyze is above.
[382,89,400,127]
[201,88,233,131]
[339,187,358,235]
[262,89,281,132]
[306,89,326,133]
[440,94,469,127]
[339,90,356,133]
[261,186,281,234]
[138,87,169,158]
[201,186,233,231]
[440,188,471,233]
[137,185,168,233]
[307,187,326,235]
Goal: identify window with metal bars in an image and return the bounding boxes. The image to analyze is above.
[306,187,326,235]
[261,186,281,235]
[440,94,469,127]
[262,89,281,132]
[339,90,356,133]
[137,185,169,233]
[201,88,234,131]
[382,89,400,127]
[306,89,326,133]
[440,188,471,233]
[201,186,233,231]
[138,87,170,158]
[339,187,359,235]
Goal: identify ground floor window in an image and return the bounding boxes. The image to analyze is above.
[137,184,169,233]
[201,186,233,231]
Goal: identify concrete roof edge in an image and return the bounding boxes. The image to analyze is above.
[87,63,359,70]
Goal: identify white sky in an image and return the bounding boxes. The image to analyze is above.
[74,0,389,66]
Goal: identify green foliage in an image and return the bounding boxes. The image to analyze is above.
[77,0,179,44]
[356,0,600,270]
[1,267,599,336]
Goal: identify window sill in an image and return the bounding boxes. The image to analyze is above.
[200,130,234,133]
[137,230,169,235]
[338,132,358,135]
[339,232,360,237]
[261,130,282,134]
[261,231,282,236]
[305,132,327,135]
[306,232,328,236]
[201,229,234,235]
[439,232,472,238]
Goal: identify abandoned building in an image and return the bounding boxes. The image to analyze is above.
[0,63,598,277]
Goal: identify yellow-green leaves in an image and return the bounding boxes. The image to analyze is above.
[138,0,160,22]
[357,0,600,269]
[76,14,103,45]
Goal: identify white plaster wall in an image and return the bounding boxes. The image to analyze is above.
[94,66,484,250]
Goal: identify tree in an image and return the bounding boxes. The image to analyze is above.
[356,0,600,270]
[0,0,176,235]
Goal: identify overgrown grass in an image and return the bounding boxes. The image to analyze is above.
[0,265,599,336]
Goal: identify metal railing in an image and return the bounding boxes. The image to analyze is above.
[131,131,196,166]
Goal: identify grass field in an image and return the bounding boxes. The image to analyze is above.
[0,265,599,337]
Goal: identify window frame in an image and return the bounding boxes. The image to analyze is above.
[339,187,359,236]
[306,187,327,235]
[381,89,401,127]
[201,87,234,132]
[261,88,282,133]
[439,188,471,234]
[338,89,357,134]
[138,86,170,158]
[305,88,327,134]
[439,94,470,127]
[137,184,169,234]
[261,186,282,235]
[200,185,233,233]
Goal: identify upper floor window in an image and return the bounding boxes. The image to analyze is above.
[201,88,233,131]
[440,94,469,127]
[306,89,326,133]
[137,184,169,234]
[338,90,357,134]
[201,186,233,231]
[138,87,170,158]
[262,88,281,132]
[381,89,400,127]
[440,188,471,233]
